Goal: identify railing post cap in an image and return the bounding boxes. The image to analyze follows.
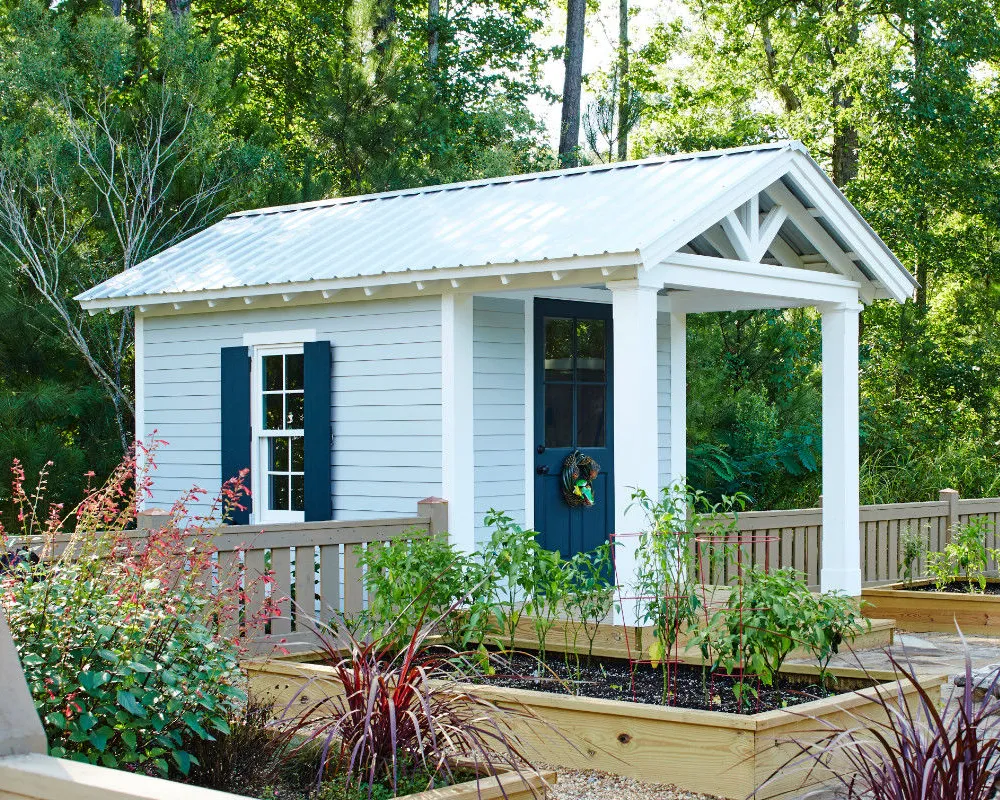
[417,497,447,505]
[939,488,959,497]
[136,508,171,530]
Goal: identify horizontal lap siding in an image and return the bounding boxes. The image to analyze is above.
[473,297,526,547]
[142,297,442,519]
[657,310,672,490]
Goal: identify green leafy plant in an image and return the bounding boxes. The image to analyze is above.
[898,525,927,587]
[0,447,269,775]
[927,517,999,592]
[526,546,569,668]
[630,484,745,703]
[481,509,543,653]
[356,534,494,650]
[697,567,809,707]
[806,592,870,687]
[564,543,614,673]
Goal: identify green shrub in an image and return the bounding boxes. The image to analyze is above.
[927,517,999,592]
[356,533,493,649]
[0,450,269,775]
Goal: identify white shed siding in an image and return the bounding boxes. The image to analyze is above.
[141,297,442,518]
[657,310,672,490]
[472,297,526,547]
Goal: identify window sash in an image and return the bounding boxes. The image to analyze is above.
[251,344,306,523]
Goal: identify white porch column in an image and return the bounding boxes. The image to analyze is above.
[609,280,661,625]
[441,293,475,552]
[820,301,862,595]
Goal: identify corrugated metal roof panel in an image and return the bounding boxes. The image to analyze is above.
[77,143,795,303]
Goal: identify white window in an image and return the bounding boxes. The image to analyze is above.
[251,345,305,522]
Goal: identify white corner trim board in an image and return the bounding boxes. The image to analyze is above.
[243,329,317,346]
[441,294,475,552]
[523,296,535,530]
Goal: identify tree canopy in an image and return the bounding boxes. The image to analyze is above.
[1,0,999,514]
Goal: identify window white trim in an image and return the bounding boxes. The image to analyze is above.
[250,342,307,524]
[243,328,316,347]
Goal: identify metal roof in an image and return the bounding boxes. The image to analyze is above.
[77,141,914,307]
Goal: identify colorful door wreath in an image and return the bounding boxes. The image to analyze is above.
[560,449,600,508]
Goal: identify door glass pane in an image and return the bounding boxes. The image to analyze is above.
[290,474,305,511]
[285,353,304,390]
[576,385,606,447]
[544,318,573,380]
[576,319,606,381]
[263,355,283,391]
[264,394,283,430]
[544,383,573,447]
[286,393,304,428]
[269,474,290,510]
[269,437,289,471]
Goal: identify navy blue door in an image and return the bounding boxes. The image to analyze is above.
[534,299,614,557]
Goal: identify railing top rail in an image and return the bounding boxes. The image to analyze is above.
[10,515,432,553]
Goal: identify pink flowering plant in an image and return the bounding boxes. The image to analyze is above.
[0,442,279,776]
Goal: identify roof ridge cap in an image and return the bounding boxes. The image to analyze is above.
[227,140,800,220]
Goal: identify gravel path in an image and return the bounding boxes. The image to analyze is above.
[544,767,721,800]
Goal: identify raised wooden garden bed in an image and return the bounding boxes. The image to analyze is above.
[0,753,553,800]
[863,578,1000,634]
[245,655,944,800]
[501,614,896,662]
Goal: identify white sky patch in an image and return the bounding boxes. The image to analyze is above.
[529,0,687,148]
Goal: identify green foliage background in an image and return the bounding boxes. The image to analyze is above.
[2,0,999,512]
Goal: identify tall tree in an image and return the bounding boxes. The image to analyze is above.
[558,0,586,165]
[615,0,629,160]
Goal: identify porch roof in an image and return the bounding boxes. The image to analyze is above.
[77,141,916,310]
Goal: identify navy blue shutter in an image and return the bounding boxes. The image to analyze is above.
[303,340,333,521]
[220,346,252,525]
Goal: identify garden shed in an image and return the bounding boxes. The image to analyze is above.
[78,140,917,620]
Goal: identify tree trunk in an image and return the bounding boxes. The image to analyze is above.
[558,0,586,166]
[830,90,859,187]
[165,0,190,16]
[615,0,629,161]
[829,5,859,188]
[107,0,122,15]
[760,15,801,113]
[427,0,440,67]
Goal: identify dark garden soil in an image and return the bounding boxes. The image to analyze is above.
[903,580,1000,595]
[467,651,863,714]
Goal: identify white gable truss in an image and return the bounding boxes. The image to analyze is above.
[77,141,916,314]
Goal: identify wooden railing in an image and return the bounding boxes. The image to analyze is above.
[702,490,1000,589]
[19,499,447,651]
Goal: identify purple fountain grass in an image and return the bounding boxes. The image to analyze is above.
[272,606,549,799]
[763,632,1000,800]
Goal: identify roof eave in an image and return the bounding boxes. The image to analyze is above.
[77,250,645,311]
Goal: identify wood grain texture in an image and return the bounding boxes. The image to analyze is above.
[0,754,551,800]
[245,656,942,800]
[863,580,1000,634]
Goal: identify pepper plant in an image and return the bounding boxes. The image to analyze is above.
[481,509,543,653]
[630,484,745,703]
[926,517,999,592]
[564,543,614,673]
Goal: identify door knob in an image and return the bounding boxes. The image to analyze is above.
[536,465,550,475]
